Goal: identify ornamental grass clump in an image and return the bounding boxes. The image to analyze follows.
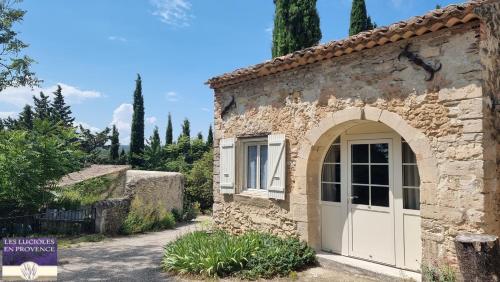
[162,230,316,279]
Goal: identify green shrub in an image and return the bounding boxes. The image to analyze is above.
[52,176,113,209]
[162,231,316,279]
[121,199,177,234]
[422,264,456,282]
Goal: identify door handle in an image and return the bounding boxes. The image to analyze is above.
[349,196,358,200]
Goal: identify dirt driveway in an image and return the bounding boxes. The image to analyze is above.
[54,216,391,281]
[57,217,208,281]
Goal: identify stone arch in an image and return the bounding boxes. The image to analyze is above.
[291,106,438,252]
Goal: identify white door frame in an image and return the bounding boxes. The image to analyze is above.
[319,132,420,270]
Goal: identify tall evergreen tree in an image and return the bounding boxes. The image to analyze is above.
[110,125,120,162]
[144,126,162,170]
[165,113,173,145]
[51,85,74,126]
[272,0,322,58]
[349,0,376,35]
[130,74,145,167]
[196,132,203,140]
[206,125,213,148]
[0,118,4,132]
[436,4,441,9]
[181,118,190,139]
[33,91,51,120]
[18,104,33,130]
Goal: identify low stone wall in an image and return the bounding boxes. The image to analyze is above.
[94,198,131,235]
[88,170,184,235]
[125,170,184,213]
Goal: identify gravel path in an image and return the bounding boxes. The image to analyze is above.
[50,215,391,282]
[57,217,208,281]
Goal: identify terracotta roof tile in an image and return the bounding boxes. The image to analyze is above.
[207,0,485,89]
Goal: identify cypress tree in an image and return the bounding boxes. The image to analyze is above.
[166,113,173,145]
[129,74,145,167]
[0,118,3,132]
[110,125,120,162]
[51,85,74,127]
[436,4,441,9]
[151,127,161,150]
[349,0,376,36]
[181,118,190,139]
[33,91,51,120]
[272,0,322,58]
[206,125,213,148]
[197,132,203,140]
[18,104,33,130]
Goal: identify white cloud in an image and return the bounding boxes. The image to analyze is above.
[201,107,210,112]
[0,111,16,119]
[391,0,403,8]
[150,0,193,27]
[108,36,127,42]
[165,91,179,102]
[110,103,133,143]
[75,121,100,133]
[0,83,102,108]
[146,116,157,124]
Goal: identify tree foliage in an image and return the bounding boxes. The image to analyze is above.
[0,0,39,91]
[109,125,120,162]
[144,126,163,170]
[51,85,74,127]
[78,125,110,164]
[33,91,51,120]
[0,120,83,216]
[186,150,213,210]
[130,74,145,167]
[272,0,322,58]
[165,112,173,145]
[206,124,213,148]
[349,0,376,36]
[18,104,33,130]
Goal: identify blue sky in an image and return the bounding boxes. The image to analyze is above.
[0,0,465,143]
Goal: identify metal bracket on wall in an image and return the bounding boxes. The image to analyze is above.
[398,43,442,81]
[221,95,236,118]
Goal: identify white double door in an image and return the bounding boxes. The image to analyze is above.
[347,138,395,265]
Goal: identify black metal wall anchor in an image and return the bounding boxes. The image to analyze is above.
[398,43,442,81]
[221,95,236,118]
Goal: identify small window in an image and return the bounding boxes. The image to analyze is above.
[245,141,268,191]
[402,139,420,210]
[321,136,341,202]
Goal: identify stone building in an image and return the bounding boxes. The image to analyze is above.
[207,0,499,278]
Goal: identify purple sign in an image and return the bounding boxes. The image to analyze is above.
[2,238,57,280]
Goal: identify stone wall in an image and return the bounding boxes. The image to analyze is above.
[94,198,131,235]
[125,170,184,214]
[475,0,500,239]
[213,21,496,271]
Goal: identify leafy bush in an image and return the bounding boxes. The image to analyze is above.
[185,150,213,211]
[423,264,456,282]
[121,199,176,234]
[0,121,83,216]
[162,231,316,279]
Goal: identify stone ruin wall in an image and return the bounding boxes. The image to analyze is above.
[212,21,496,267]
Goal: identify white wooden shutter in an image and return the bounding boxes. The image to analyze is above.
[267,134,286,200]
[219,138,235,194]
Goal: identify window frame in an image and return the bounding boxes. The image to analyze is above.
[243,139,268,192]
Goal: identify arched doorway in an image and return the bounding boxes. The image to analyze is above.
[318,120,421,271]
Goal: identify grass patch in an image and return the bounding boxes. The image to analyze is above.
[52,176,114,209]
[121,198,176,235]
[57,234,107,248]
[422,264,456,282]
[162,230,316,279]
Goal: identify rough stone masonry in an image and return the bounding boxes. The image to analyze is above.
[208,1,499,279]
